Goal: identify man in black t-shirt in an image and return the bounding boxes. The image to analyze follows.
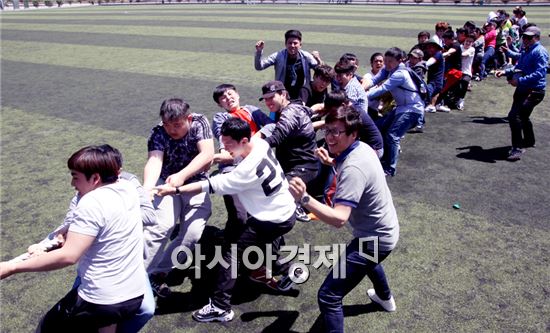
[298,64,336,110]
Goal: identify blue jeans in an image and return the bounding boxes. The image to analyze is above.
[71,274,155,333]
[377,110,421,176]
[480,46,495,79]
[318,238,393,333]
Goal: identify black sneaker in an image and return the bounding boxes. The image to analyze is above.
[192,300,235,322]
[507,147,524,161]
[295,205,311,222]
[150,274,171,298]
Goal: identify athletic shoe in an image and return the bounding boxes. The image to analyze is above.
[425,105,436,113]
[295,205,311,222]
[367,289,396,312]
[507,147,524,161]
[436,104,451,112]
[249,266,279,290]
[150,278,171,298]
[192,299,235,322]
[408,125,424,133]
[457,99,464,111]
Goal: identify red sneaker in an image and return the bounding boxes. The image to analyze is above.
[248,266,279,290]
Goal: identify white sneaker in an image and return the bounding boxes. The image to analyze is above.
[425,105,436,113]
[436,104,451,112]
[367,289,396,312]
[192,299,235,322]
[457,99,464,111]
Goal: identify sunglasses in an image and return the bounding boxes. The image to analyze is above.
[521,34,534,40]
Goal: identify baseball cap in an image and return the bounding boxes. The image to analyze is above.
[522,26,541,37]
[259,80,286,101]
[409,48,424,59]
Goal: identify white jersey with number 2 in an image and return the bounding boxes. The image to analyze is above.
[204,137,295,223]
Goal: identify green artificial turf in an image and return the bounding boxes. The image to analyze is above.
[1,4,549,332]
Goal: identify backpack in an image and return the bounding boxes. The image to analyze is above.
[398,67,431,106]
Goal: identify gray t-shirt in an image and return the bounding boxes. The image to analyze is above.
[69,180,146,305]
[333,141,399,251]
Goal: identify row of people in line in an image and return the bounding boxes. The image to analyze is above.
[0,89,400,333]
[1,17,545,331]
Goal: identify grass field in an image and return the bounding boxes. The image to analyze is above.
[1,4,550,333]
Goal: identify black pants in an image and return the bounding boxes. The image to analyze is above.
[39,288,143,333]
[508,87,545,148]
[211,215,296,311]
[456,74,471,100]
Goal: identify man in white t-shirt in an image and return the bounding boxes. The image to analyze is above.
[155,117,297,323]
[0,145,147,332]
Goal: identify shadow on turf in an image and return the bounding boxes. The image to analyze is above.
[241,310,300,333]
[455,145,511,163]
[469,116,509,125]
[307,303,382,332]
[155,225,300,317]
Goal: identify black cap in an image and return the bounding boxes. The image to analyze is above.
[259,80,286,101]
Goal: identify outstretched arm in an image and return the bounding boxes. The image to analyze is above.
[1,231,94,279]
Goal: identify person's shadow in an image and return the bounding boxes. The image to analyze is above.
[155,225,300,316]
[241,310,300,333]
[469,116,509,125]
[456,145,512,163]
[307,303,382,332]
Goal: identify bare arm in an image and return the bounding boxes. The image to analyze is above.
[311,50,324,66]
[1,231,95,279]
[288,177,351,228]
[442,48,456,58]
[165,139,214,187]
[143,150,163,192]
[154,181,205,197]
[213,149,234,165]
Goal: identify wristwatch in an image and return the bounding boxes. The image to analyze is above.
[300,194,310,205]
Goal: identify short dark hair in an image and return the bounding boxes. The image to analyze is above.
[313,64,336,81]
[212,83,237,104]
[384,47,404,62]
[334,59,356,75]
[370,52,383,65]
[284,29,302,42]
[418,31,431,39]
[339,53,358,64]
[159,98,190,121]
[67,145,121,184]
[456,27,468,35]
[325,104,361,136]
[463,21,476,30]
[442,30,455,40]
[220,117,251,142]
[324,91,348,110]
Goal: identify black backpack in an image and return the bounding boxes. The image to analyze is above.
[398,67,431,106]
